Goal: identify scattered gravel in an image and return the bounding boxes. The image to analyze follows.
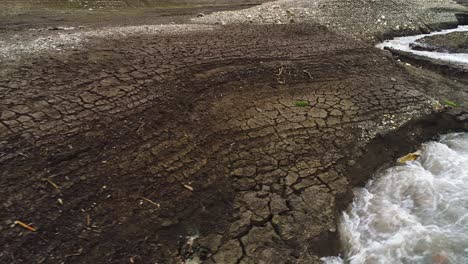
[0,0,465,60]
[0,24,215,60]
[193,0,466,40]
[192,1,319,25]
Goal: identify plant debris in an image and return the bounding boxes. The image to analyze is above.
[140,197,161,208]
[294,100,309,107]
[443,99,459,107]
[45,178,60,189]
[183,184,194,191]
[14,220,37,232]
[397,150,421,163]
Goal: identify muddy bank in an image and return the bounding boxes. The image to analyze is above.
[1,0,468,263]
[1,21,467,263]
[0,21,458,263]
[411,31,468,53]
[333,112,467,260]
[346,112,467,189]
[377,26,468,84]
[385,47,468,82]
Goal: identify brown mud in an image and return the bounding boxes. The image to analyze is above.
[1,3,468,264]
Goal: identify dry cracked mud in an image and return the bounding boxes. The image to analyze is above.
[1,5,468,264]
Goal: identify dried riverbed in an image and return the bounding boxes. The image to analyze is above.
[1,1,468,263]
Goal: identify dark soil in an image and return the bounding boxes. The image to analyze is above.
[1,6,468,264]
[0,0,269,32]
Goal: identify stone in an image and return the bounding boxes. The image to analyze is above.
[1,110,16,119]
[308,108,328,118]
[212,240,243,263]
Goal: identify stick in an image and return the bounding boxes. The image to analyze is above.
[140,197,161,208]
[14,220,37,232]
[183,184,194,192]
[46,178,59,189]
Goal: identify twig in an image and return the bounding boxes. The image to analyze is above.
[303,69,313,80]
[182,184,194,192]
[140,197,161,208]
[14,220,37,232]
[65,247,83,258]
[18,152,29,158]
[46,178,60,189]
[276,66,284,76]
[136,122,145,134]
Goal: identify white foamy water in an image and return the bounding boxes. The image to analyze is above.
[324,133,468,264]
[377,26,468,65]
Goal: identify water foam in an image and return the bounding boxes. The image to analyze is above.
[377,26,468,65]
[325,133,468,264]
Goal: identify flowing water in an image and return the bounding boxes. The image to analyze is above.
[377,26,468,65]
[323,133,468,264]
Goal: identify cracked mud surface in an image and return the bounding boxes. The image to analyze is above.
[1,18,468,264]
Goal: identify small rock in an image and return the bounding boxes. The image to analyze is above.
[212,240,243,263]
[197,13,205,18]
[1,110,16,119]
[3,200,13,208]
[161,218,179,227]
[183,184,194,191]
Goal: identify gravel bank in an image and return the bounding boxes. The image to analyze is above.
[412,31,468,53]
[0,24,215,60]
[193,0,467,40]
